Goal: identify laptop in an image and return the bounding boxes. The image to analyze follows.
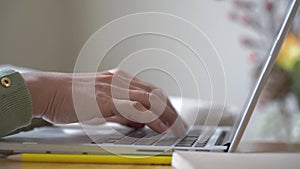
[0,0,299,156]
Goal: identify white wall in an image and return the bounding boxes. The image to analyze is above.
[0,0,252,109]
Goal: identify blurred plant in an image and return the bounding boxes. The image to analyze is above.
[229,0,300,107]
[229,0,300,140]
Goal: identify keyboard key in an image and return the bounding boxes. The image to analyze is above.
[134,137,160,145]
[187,129,202,137]
[92,137,109,144]
[115,137,139,145]
[143,130,158,138]
[175,136,198,147]
[134,134,162,145]
[154,135,180,146]
[93,133,126,144]
[106,134,125,140]
[194,140,209,147]
[127,130,150,138]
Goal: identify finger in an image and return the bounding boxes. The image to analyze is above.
[129,78,156,92]
[108,69,187,136]
[108,72,176,114]
[96,85,150,119]
[108,87,165,113]
[145,89,187,137]
[157,103,187,138]
[147,118,169,134]
[111,87,151,108]
[129,89,179,131]
[107,69,175,113]
[113,88,186,137]
[112,99,157,123]
[95,95,116,118]
[112,99,168,133]
[124,78,178,118]
[112,99,186,136]
[113,101,168,133]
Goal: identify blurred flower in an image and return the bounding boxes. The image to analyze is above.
[277,33,300,71]
[229,0,300,105]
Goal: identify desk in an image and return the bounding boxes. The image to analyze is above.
[0,158,171,169]
[2,141,300,169]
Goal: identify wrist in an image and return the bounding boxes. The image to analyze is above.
[21,72,72,119]
[21,72,43,117]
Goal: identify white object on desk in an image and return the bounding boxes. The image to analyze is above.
[170,97,238,127]
[172,151,300,169]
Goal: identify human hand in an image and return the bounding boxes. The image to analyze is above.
[21,69,187,137]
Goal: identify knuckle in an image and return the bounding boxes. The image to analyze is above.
[130,101,140,107]
[97,83,111,91]
[101,75,113,83]
[99,95,112,107]
[111,68,124,75]
[139,90,150,99]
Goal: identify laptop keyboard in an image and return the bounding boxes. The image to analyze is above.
[92,128,215,148]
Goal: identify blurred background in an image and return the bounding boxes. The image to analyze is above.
[0,0,252,110]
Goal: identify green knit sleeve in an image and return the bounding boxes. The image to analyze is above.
[0,69,32,137]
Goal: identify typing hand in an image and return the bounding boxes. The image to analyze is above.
[22,69,187,137]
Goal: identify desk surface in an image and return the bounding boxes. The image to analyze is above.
[2,141,300,168]
[0,158,171,169]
